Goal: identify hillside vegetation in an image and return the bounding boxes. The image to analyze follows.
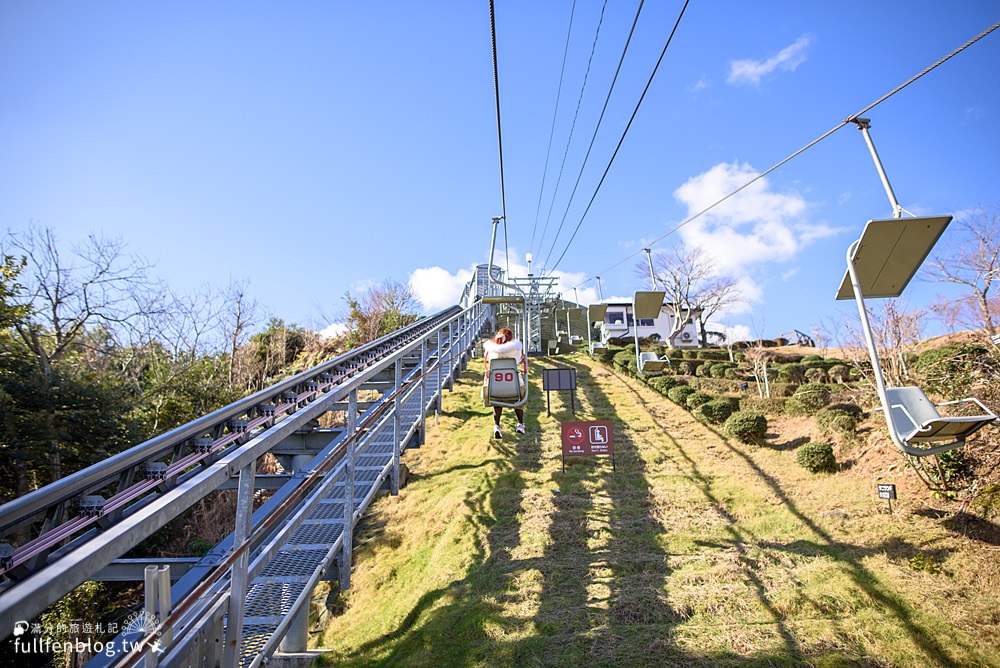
[311,347,1000,667]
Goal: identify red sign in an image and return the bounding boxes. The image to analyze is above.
[561,420,614,457]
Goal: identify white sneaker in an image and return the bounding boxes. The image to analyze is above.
[516,423,525,434]
[493,426,502,439]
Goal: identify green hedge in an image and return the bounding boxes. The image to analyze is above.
[785,383,832,416]
[668,385,697,406]
[796,441,837,473]
[695,398,738,424]
[723,411,768,443]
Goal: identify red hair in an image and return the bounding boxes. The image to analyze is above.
[493,328,514,344]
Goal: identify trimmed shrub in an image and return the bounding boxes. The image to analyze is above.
[668,385,697,406]
[775,363,806,384]
[724,411,768,443]
[696,398,738,424]
[612,350,636,375]
[739,396,786,415]
[828,364,852,383]
[796,441,837,473]
[816,407,859,437]
[709,362,737,379]
[785,383,833,416]
[914,343,992,397]
[801,354,825,365]
[699,350,729,362]
[648,375,681,395]
[804,367,829,384]
[600,347,624,365]
[686,391,714,410]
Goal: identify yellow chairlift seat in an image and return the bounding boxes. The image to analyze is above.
[590,342,607,356]
[486,357,527,408]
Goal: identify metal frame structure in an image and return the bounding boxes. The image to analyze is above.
[839,118,998,457]
[0,304,489,667]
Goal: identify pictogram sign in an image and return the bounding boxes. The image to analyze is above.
[560,420,615,471]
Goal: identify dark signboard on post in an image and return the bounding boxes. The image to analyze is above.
[877,483,897,500]
[543,367,577,415]
[561,420,614,470]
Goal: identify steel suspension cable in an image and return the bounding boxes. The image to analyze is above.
[542,0,645,271]
[489,0,508,239]
[545,0,690,274]
[561,18,1000,295]
[535,0,610,264]
[529,0,578,256]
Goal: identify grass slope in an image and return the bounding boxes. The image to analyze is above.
[316,352,1000,667]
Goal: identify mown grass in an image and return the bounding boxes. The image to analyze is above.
[315,352,1000,667]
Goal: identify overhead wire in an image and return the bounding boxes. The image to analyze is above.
[533,0,610,262]
[545,0,690,274]
[540,0,645,272]
[529,0,578,256]
[560,18,1000,296]
[488,0,510,274]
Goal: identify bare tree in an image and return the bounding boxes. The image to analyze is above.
[343,279,420,348]
[926,206,999,336]
[218,280,260,386]
[637,246,741,347]
[3,224,154,480]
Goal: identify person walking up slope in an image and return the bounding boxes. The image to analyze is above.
[483,327,527,439]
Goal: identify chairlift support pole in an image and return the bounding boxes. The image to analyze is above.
[643,248,657,288]
[486,216,527,341]
[852,118,903,219]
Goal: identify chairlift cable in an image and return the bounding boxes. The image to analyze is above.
[558,18,1000,296]
[542,0,646,269]
[535,0,610,264]
[545,0,690,275]
[489,0,508,226]
[529,0,578,257]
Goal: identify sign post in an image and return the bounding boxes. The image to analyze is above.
[560,420,614,472]
[877,483,897,514]
[543,368,577,416]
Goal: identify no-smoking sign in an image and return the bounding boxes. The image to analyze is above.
[561,420,615,470]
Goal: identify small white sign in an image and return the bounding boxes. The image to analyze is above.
[991,333,1000,345]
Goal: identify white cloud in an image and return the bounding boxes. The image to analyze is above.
[691,76,710,93]
[672,160,836,274]
[408,254,601,314]
[319,322,348,339]
[727,35,811,86]
[409,265,475,312]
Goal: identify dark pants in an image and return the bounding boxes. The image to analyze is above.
[493,406,524,426]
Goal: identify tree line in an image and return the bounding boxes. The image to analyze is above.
[0,224,420,504]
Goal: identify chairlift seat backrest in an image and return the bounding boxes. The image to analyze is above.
[884,386,997,446]
[590,342,607,355]
[487,357,526,407]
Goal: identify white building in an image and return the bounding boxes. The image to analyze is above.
[598,302,704,348]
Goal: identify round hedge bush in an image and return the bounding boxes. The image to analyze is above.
[816,406,860,436]
[648,375,681,395]
[784,383,832,416]
[723,411,768,443]
[796,441,837,473]
[667,385,697,406]
[685,391,714,410]
[695,398,737,424]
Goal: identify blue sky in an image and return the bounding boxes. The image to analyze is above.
[2,2,998,344]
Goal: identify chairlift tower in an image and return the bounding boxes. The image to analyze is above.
[510,271,559,354]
